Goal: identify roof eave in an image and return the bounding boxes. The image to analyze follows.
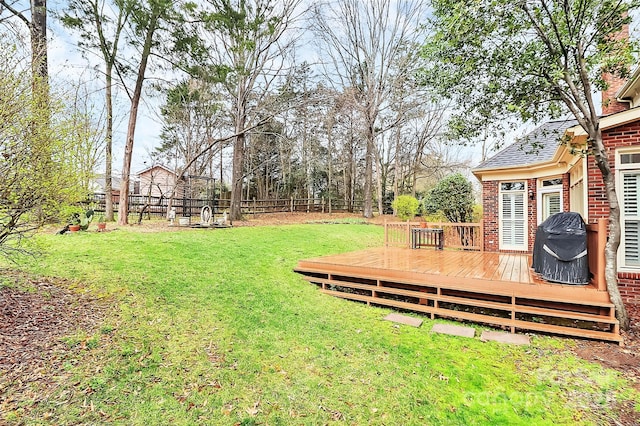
[616,66,640,101]
[136,164,178,176]
[568,107,640,137]
[472,144,578,181]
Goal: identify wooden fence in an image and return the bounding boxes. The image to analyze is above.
[384,221,483,251]
[89,193,364,218]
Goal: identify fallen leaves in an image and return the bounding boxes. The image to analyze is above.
[0,270,108,417]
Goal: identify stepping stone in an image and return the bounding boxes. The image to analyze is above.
[431,323,475,338]
[480,330,530,345]
[383,313,423,327]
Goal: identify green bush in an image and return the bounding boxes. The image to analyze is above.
[392,195,419,221]
[424,173,475,223]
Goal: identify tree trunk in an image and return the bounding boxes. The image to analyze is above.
[363,123,374,218]
[345,134,354,212]
[230,132,245,221]
[104,63,114,221]
[592,132,629,330]
[30,0,48,83]
[117,12,158,225]
[393,128,401,215]
[118,104,138,225]
[375,145,384,215]
[328,125,333,215]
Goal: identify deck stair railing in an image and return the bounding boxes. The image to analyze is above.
[384,221,483,251]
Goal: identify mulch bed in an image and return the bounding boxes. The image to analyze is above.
[0,270,108,418]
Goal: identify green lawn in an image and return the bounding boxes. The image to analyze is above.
[3,223,638,425]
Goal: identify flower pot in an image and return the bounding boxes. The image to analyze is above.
[69,224,81,232]
[97,222,107,232]
[420,222,427,228]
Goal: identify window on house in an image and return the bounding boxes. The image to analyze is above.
[542,192,561,218]
[569,160,586,220]
[622,171,640,267]
[617,149,640,269]
[538,177,563,224]
[620,153,640,165]
[542,178,563,187]
[500,181,526,250]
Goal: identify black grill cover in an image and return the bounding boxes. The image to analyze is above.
[532,212,589,285]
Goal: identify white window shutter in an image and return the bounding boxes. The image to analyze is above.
[623,173,640,266]
[501,191,526,249]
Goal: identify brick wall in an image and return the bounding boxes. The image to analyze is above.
[588,121,640,222]
[619,273,640,303]
[562,173,570,213]
[482,181,499,252]
[483,176,572,253]
[602,73,630,115]
[588,121,640,303]
[601,23,630,116]
[527,178,537,252]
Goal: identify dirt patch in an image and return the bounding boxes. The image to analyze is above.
[568,304,640,426]
[109,211,387,232]
[0,270,108,419]
[571,304,640,378]
[233,211,386,226]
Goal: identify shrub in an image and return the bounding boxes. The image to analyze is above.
[392,195,419,221]
[424,173,475,223]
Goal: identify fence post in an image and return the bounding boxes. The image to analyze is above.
[291,197,294,213]
[253,197,256,216]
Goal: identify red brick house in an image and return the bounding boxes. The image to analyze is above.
[473,69,640,303]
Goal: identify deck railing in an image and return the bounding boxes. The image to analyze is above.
[384,221,483,251]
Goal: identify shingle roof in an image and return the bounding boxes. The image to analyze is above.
[473,119,578,171]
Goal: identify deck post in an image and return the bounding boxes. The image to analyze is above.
[384,219,389,247]
[511,296,516,333]
[295,248,622,342]
[433,287,440,320]
[406,222,411,249]
[587,218,608,292]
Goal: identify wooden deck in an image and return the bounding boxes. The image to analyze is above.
[294,247,621,342]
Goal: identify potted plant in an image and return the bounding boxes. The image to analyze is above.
[96,214,106,232]
[79,209,94,231]
[68,213,81,232]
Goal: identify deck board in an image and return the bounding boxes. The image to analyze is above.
[295,247,620,342]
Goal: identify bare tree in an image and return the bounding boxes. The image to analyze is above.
[155,79,228,177]
[195,0,303,221]
[65,78,107,192]
[61,0,131,222]
[312,0,429,218]
[114,0,195,225]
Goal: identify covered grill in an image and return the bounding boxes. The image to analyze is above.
[532,212,589,285]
